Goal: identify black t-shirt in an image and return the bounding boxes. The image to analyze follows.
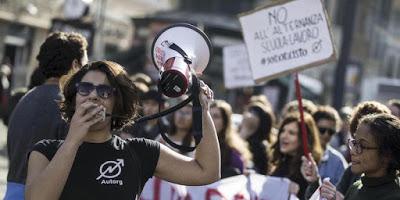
[31,135,160,200]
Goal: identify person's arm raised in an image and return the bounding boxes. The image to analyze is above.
[154,82,221,185]
[25,102,105,200]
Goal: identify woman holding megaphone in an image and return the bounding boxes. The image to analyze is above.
[24,61,220,200]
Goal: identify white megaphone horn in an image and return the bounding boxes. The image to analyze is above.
[151,23,212,98]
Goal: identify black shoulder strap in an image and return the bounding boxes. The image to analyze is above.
[134,75,203,153]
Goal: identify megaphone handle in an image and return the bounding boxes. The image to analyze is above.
[135,95,193,123]
[168,43,192,64]
[191,75,203,145]
[158,76,202,152]
[160,130,196,152]
[154,94,198,153]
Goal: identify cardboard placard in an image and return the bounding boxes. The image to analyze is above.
[239,0,336,83]
[223,44,255,89]
[141,174,295,200]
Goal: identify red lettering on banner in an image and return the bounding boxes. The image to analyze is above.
[154,178,162,200]
[170,186,185,200]
[206,189,227,200]
[234,194,245,200]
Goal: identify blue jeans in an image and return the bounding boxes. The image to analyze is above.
[4,182,24,200]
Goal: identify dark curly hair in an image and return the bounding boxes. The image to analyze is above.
[59,61,139,130]
[36,32,88,79]
[349,101,390,136]
[359,113,400,173]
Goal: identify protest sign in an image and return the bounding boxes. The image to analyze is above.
[140,174,296,200]
[239,0,336,83]
[223,44,255,89]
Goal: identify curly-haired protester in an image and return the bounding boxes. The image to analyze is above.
[269,112,323,200]
[6,32,88,200]
[303,113,400,200]
[25,61,220,200]
[302,101,391,199]
[349,101,391,137]
[210,100,253,178]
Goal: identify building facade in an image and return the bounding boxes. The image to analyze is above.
[0,0,174,89]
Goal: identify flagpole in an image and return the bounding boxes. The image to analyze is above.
[294,72,311,159]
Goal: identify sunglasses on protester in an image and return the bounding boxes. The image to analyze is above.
[318,127,336,136]
[75,82,115,99]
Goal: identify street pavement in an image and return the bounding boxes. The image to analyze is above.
[0,120,7,197]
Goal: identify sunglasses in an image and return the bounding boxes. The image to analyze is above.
[318,127,336,136]
[75,82,115,99]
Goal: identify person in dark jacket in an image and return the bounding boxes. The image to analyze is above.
[5,32,88,200]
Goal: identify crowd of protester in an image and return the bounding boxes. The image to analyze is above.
[1,31,400,200]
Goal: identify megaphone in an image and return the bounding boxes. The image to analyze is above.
[151,23,212,98]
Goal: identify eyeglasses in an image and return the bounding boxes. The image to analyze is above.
[75,82,115,99]
[347,138,379,154]
[318,127,336,136]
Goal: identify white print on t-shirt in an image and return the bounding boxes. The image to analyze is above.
[96,159,124,186]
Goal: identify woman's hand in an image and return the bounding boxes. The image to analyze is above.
[66,101,105,145]
[198,80,214,110]
[26,102,105,200]
[320,178,344,200]
[300,153,320,183]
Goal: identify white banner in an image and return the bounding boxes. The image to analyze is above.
[223,44,255,89]
[140,174,298,200]
[239,0,336,83]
